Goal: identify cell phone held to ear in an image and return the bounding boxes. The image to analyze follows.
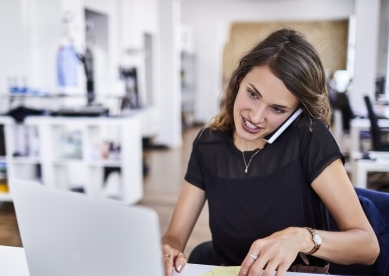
[262,108,303,144]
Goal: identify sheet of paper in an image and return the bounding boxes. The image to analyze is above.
[172,264,218,276]
[196,266,241,276]
[173,263,335,276]
[199,272,214,276]
[211,266,241,276]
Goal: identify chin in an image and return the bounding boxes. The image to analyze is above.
[235,126,263,141]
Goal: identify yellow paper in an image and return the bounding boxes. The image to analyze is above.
[199,272,214,276]
[211,266,241,276]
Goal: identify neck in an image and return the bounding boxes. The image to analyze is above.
[233,131,266,151]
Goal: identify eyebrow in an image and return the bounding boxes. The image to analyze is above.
[249,83,262,98]
[248,83,291,110]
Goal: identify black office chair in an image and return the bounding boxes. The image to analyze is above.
[328,89,355,132]
[363,95,389,151]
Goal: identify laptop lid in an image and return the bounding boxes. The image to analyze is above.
[9,178,164,276]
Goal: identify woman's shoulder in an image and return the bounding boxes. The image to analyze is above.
[193,127,229,145]
[293,116,328,133]
[289,116,332,145]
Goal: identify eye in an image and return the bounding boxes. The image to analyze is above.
[247,89,258,100]
[271,106,285,114]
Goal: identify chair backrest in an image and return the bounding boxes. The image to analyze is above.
[338,92,355,131]
[363,95,382,150]
[355,187,389,276]
[327,187,387,275]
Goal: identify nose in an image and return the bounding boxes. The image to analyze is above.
[249,104,266,124]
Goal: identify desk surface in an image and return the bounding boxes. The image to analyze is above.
[0,245,339,276]
[349,118,389,153]
[350,151,389,188]
[350,117,389,127]
[0,245,30,275]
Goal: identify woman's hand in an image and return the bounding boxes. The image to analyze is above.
[162,244,187,276]
[238,227,311,276]
[161,184,207,275]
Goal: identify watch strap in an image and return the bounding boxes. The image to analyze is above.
[304,227,320,255]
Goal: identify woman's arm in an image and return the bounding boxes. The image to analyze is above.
[309,158,379,264]
[238,158,379,276]
[162,182,206,275]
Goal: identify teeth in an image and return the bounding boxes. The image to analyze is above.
[244,119,258,129]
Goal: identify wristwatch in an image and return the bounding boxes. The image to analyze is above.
[304,227,322,255]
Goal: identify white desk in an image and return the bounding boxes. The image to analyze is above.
[0,245,337,276]
[350,151,389,188]
[0,246,30,275]
[350,118,389,153]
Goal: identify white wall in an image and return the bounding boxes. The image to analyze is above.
[377,0,389,77]
[0,0,170,144]
[0,0,29,110]
[0,0,158,100]
[352,0,380,113]
[0,0,63,94]
[0,0,85,101]
[119,0,158,106]
[181,0,356,124]
[380,0,389,101]
[29,0,64,91]
[154,0,182,148]
[2,0,385,148]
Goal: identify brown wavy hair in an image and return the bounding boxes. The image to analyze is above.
[209,28,331,131]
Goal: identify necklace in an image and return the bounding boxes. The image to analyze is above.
[241,148,262,173]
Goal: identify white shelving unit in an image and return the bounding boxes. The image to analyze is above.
[0,114,143,205]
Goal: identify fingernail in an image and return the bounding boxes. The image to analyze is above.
[176,264,182,272]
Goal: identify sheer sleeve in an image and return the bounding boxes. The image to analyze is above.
[299,120,345,184]
[184,129,206,190]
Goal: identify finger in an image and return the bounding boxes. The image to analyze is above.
[173,251,187,273]
[163,253,175,276]
[248,256,268,276]
[274,262,289,276]
[238,253,257,276]
[162,245,175,276]
[262,260,278,276]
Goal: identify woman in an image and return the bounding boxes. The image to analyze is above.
[162,28,379,276]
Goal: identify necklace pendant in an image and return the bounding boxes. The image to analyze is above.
[242,148,262,175]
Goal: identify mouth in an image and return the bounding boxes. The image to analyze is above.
[241,116,262,134]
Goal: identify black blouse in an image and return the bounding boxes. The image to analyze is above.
[184,117,344,267]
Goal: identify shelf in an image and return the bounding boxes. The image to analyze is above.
[4,93,68,98]
[2,93,123,99]
[11,157,41,164]
[0,192,12,202]
[0,115,143,204]
[87,160,121,167]
[52,158,83,166]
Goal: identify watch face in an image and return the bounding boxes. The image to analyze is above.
[313,233,322,245]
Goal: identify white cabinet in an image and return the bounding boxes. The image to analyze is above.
[0,114,143,204]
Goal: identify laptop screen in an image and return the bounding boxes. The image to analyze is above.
[10,178,164,276]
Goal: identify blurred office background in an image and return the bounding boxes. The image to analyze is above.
[1,0,389,257]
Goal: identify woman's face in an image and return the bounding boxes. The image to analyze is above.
[233,66,299,148]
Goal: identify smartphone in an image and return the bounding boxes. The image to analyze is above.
[262,108,303,144]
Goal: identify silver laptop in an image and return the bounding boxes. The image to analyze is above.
[9,178,164,276]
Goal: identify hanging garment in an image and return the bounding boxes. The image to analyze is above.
[57,45,78,87]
